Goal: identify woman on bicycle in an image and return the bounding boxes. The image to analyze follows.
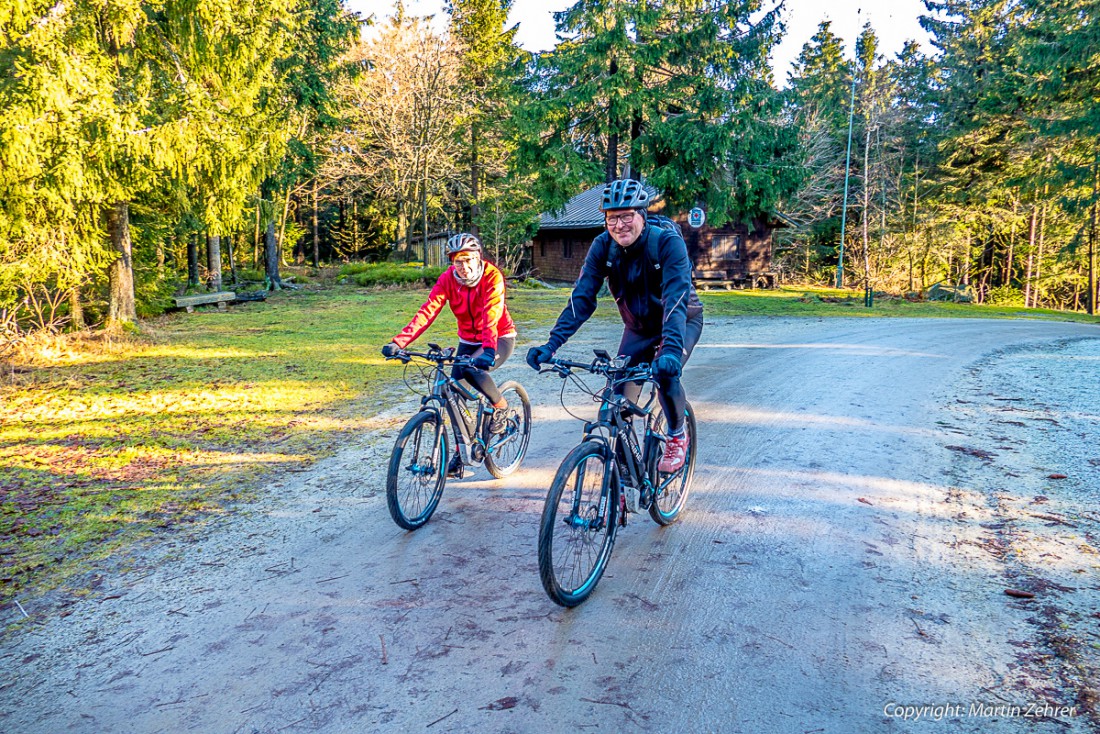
[381,233,517,473]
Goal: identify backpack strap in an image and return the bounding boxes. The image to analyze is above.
[605,240,620,271]
[645,224,661,272]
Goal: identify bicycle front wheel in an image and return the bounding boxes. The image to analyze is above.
[647,400,697,526]
[538,441,619,607]
[485,381,532,479]
[386,411,449,530]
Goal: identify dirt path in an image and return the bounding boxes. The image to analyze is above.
[2,317,1098,733]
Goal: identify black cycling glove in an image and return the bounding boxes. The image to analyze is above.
[653,353,682,378]
[526,344,554,370]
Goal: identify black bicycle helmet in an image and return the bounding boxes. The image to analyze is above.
[600,178,650,211]
[444,232,482,258]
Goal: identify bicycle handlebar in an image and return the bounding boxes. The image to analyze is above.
[384,344,473,366]
[540,355,652,382]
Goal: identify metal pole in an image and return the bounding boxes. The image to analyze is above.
[836,25,859,290]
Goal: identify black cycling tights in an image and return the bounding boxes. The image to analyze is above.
[451,336,515,406]
[615,315,703,434]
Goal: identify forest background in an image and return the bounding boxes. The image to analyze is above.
[1,0,1098,344]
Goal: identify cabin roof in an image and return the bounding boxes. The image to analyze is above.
[537,183,793,231]
[538,183,661,230]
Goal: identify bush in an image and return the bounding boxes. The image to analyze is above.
[237,268,264,282]
[339,262,445,287]
[135,276,178,318]
[926,282,975,303]
[337,262,373,276]
[985,285,1025,307]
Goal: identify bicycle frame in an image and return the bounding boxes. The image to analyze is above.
[397,343,509,468]
[538,351,695,606]
[546,354,670,519]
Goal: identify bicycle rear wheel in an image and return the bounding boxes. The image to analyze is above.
[485,381,532,478]
[538,441,619,607]
[386,411,448,530]
[647,400,697,526]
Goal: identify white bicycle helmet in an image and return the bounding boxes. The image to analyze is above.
[444,232,482,258]
[600,179,650,211]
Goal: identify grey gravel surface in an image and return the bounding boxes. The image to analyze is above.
[1,316,1098,733]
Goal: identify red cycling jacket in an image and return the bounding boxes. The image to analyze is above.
[392,261,516,351]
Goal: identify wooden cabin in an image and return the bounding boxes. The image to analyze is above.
[531,184,787,289]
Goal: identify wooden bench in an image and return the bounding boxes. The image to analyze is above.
[174,291,236,313]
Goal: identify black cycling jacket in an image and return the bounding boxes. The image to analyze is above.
[546,224,704,359]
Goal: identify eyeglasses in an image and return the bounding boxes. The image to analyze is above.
[605,212,638,227]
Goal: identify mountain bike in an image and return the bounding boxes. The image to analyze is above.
[384,343,532,530]
[536,349,697,606]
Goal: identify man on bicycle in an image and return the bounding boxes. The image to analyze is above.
[526,178,703,472]
[382,233,517,476]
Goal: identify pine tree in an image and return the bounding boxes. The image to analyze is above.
[0,0,335,324]
[1016,0,1100,309]
[781,22,853,279]
[919,0,1031,299]
[516,0,799,226]
[788,22,851,135]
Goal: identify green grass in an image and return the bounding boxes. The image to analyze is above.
[0,285,566,604]
[2,281,1095,604]
[337,261,446,287]
[698,286,1100,322]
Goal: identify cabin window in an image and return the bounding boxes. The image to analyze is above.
[563,240,574,259]
[710,234,741,260]
[539,239,546,258]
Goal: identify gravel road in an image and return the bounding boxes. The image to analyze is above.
[2,316,1098,733]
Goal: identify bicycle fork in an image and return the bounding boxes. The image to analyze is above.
[563,452,613,532]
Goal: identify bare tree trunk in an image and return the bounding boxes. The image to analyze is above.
[206,234,222,292]
[69,288,84,331]
[354,199,361,255]
[977,226,994,303]
[421,175,429,268]
[265,219,283,291]
[910,156,919,293]
[958,230,971,302]
[294,198,306,265]
[1024,204,1037,308]
[1005,194,1017,285]
[107,201,137,327]
[1034,202,1047,308]
[920,230,931,292]
[278,187,292,267]
[397,199,407,261]
[226,233,238,285]
[606,57,619,182]
[469,125,480,235]
[1090,141,1098,315]
[187,233,200,288]
[156,237,166,280]
[253,192,262,270]
[312,179,320,268]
